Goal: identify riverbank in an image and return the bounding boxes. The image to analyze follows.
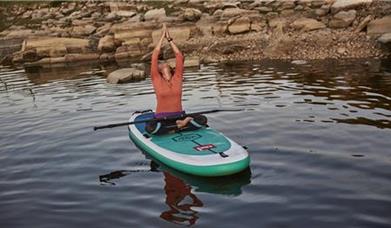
[0,0,390,69]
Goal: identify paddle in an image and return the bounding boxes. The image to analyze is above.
[93,109,243,131]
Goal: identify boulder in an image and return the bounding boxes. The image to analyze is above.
[36,46,67,58]
[250,16,267,32]
[291,18,326,31]
[315,8,328,17]
[114,44,143,60]
[331,0,372,14]
[105,12,119,21]
[107,68,145,84]
[367,16,391,35]
[257,7,273,13]
[115,11,136,17]
[64,53,99,62]
[221,8,255,19]
[167,56,200,68]
[183,8,202,21]
[23,37,90,53]
[329,10,356,28]
[98,35,115,52]
[144,8,166,21]
[5,29,43,39]
[100,53,115,62]
[280,1,296,10]
[222,2,240,10]
[113,23,154,45]
[96,23,112,37]
[354,15,373,33]
[228,17,251,34]
[378,33,391,44]
[152,27,191,45]
[71,25,97,37]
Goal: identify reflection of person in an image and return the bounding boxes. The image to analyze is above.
[160,172,203,226]
[146,24,207,135]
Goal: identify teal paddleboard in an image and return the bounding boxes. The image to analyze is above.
[128,111,250,177]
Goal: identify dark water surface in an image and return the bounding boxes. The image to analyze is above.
[1,59,390,228]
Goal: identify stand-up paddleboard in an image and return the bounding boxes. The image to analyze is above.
[128,110,250,177]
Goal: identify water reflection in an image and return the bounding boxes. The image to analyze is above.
[99,161,251,226]
[160,172,203,226]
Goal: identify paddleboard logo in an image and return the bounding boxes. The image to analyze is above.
[194,144,215,151]
[173,134,201,142]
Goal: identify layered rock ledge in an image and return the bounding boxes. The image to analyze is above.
[0,0,390,68]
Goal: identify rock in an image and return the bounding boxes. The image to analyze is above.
[280,9,295,17]
[5,29,34,39]
[291,18,326,31]
[71,25,96,36]
[311,0,325,8]
[98,35,115,52]
[258,7,273,13]
[115,11,136,17]
[167,56,200,68]
[152,27,191,45]
[315,8,328,16]
[337,47,347,55]
[222,2,240,10]
[183,8,202,21]
[329,10,356,28]
[378,33,391,44]
[228,16,251,34]
[250,16,267,32]
[61,2,77,14]
[64,53,99,62]
[291,60,308,65]
[100,53,115,62]
[36,46,67,58]
[105,12,119,21]
[367,16,391,35]
[331,0,372,14]
[107,68,145,84]
[144,8,166,21]
[96,23,112,37]
[23,37,90,55]
[114,44,143,60]
[269,17,288,29]
[295,5,304,11]
[280,1,296,10]
[354,15,373,33]
[221,8,254,19]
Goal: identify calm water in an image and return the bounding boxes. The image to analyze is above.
[1,59,390,228]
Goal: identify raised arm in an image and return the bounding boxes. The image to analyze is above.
[151,25,166,78]
[165,28,184,75]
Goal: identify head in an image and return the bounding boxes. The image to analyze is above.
[159,63,174,80]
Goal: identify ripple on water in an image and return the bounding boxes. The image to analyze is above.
[1,60,391,227]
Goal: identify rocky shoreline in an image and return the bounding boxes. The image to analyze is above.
[0,0,390,71]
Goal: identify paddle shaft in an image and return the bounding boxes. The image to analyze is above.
[93,109,242,131]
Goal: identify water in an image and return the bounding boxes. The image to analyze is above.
[1,59,390,228]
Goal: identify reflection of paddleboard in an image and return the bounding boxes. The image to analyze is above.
[154,160,252,196]
[128,110,250,177]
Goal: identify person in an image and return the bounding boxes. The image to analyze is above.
[146,24,207,135]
